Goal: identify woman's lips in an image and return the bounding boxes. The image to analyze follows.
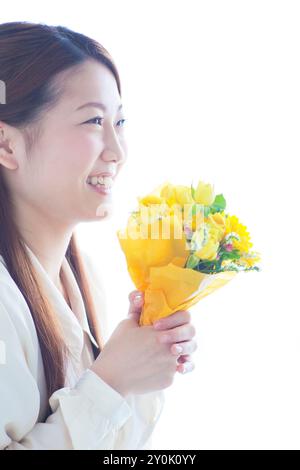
[87,182,112,196]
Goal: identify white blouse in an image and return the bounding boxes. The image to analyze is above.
[0,243,165,450]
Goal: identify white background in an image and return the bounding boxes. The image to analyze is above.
[2,0,300,450]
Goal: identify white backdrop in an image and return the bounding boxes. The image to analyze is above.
[2,0,300,450]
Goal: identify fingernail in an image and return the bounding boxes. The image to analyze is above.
[183,363,193,374]
[173,345,183,354]
[133,295,142,305]
[154,321,162,329]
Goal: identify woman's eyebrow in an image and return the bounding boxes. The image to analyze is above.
[76,102,123,112]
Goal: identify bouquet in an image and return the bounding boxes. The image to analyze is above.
[117,180,261,326]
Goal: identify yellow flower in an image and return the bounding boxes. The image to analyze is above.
[174,185,194,206]
[195,237,219,261]
[160,183,178,207]
[192,219,221,261]
[210,211,226,228]
[138,194,166,206]
[117,212,188,290]
[238,252,261,268]
[190,225,207,251]
[206,211,226,242]
[189,211,205,231]
[160,183,194,207]
[224,214,253,253]
[194,180,215,206]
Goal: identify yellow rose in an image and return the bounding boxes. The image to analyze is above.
[195,238,219,261]
[194,180,215,206]
[210,212,226,227]
[206,212,226,241]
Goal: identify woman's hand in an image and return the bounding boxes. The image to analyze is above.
[153,310,197,374]
[89,290,180,397]
[131,290,197,375]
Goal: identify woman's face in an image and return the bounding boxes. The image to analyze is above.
[3,59,128,225]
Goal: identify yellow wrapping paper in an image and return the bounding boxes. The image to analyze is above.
[117,224,238,326]
[139,261,237,326]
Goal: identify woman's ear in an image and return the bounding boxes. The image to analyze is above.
[0,126,19,170]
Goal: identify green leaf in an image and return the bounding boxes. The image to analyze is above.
[203,206,211,217]
[194,258,221,273]
[191,203,204,217]
[219,249,240,261]
[185,253,200,269]
[210,194,226,214]
[191,184,195,199]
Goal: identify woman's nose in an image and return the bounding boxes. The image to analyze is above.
[101,147,126,165]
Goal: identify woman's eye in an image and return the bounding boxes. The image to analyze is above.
[117,119,127,127]
[88,116,103,126]
[86,117,127,127]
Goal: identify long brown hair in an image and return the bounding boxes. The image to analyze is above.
[0,21,121,408]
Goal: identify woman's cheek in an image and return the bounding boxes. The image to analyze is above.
[64,135,98,172]
[76,132,103,165]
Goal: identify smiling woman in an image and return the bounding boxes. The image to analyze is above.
[0,21,168,451]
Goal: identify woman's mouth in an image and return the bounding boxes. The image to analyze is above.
[86,175,114,196]
[87,182,112,196]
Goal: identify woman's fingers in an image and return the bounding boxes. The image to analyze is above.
[175,355,195,374]
[170,339,198,356]
[158,323,196,344]
[128,290,144,321]
[154,310,191,330]
[176,354,192,364]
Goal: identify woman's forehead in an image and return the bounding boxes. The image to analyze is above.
[50,62,121,115]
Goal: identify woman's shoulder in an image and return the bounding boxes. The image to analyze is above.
[0,254,24,302]
[0,254,37,341]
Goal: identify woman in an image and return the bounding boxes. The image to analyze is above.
[0,21,197,450]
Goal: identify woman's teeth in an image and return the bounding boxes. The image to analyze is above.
[87,175,114,188]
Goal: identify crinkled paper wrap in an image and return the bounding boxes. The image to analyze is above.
[138,259,237,326]
[117,230,237,325]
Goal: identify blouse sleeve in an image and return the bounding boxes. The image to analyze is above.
[0,299,165,450]
[80,250,166,450]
